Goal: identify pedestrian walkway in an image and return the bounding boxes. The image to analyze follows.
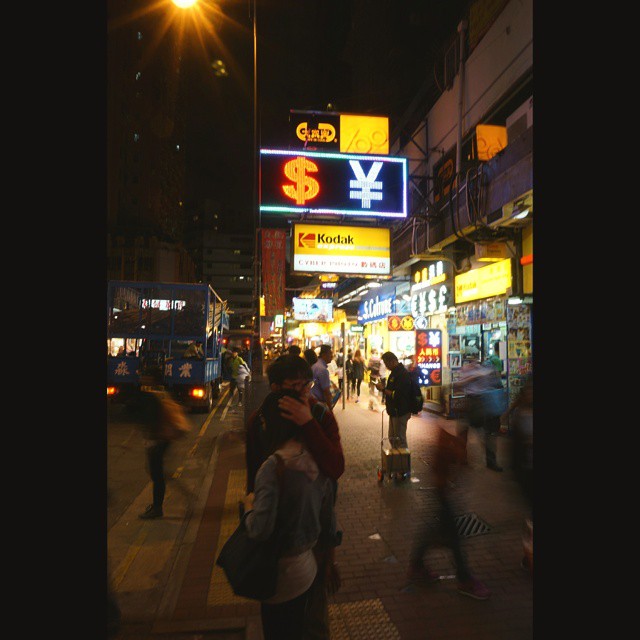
[110,374,532,639]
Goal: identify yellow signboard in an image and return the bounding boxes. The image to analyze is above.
[475,124,507,161]
[340,115,389,155]
[293,223,391,276]
[454,259,512,303]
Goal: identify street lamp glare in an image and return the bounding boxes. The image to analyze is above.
[172,0,198,8]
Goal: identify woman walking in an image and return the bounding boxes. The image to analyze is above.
[351,349,365,402]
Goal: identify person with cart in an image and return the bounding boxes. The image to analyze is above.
[376,351,413,450]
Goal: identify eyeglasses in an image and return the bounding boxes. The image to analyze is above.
[282,379,314,392]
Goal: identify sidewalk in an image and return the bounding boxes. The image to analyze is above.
[111,375,532,639]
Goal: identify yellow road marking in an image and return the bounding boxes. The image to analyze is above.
[112,529,147,589]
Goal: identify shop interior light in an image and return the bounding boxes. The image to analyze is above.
[367,281,382,288]
[513,207,530,219]
[402,294,411,301]
[507,296,523,305]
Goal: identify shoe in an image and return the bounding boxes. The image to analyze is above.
[487,463,503,472]
[139,505,163,519]
[407,565,440,583]
[355,398,359,403]
[458,577,490,600]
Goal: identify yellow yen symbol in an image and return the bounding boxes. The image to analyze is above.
[282,157,320,205]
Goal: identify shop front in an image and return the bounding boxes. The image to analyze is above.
[448,257,532,416]
[359,283,397,359]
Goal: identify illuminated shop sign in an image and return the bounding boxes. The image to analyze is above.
[415,329,442,387]
[358,286,396,323]
[454,258,512,303]
[410,260,452,316]
[260,149,407,218]
[289,111,389,155]
[387,315,415,331]
[292,297,334,322]
[292,223,391,276]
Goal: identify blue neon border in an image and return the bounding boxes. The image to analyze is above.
[260,148,408,218]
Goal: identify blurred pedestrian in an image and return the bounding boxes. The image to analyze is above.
[507,378,533,572]
[303,348,318,367]
[229,348,249,407]
[131,367,180,519]
[376,351,412,450]
[344,349,354,399]
[311,345,334,408]
[407,399,491,600]
[245,356,343,640]
[288,344,302,357]
[366,348,384,411]
[233,360,252,411]
[454,356,505,471]
[351,349,365,402]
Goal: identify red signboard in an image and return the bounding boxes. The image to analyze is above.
[261,228,286,316]
[415,328,442,387]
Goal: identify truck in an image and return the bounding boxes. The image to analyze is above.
[107,280,230,412]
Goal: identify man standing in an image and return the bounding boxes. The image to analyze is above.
[376,351,413,450]
[229,348,249,406]
[311,344,334,408]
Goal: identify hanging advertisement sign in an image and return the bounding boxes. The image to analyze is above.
[358,284,397,323]
[292,297,334,322]
[410,260,453,317]
[292,223,391,276]
[289,111,389,155]
[415,328,442,387]
[260,149,407,218]
[261,228,286,316]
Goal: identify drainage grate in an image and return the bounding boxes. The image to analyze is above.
[455,512,491,538]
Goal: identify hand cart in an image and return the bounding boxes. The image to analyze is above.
[377,410,411,482]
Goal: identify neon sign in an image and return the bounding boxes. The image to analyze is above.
[260,149,407,218]
[415,329,442,387]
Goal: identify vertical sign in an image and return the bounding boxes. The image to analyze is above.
[261,229,286,316]
[415,328,442,387]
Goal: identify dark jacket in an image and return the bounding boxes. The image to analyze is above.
[351,358,365,380]
[384,363,413,417]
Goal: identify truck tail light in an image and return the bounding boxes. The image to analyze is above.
[107,386,117,396]
[190,387,206,399]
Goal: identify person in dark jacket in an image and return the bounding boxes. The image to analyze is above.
[376,351,413,449]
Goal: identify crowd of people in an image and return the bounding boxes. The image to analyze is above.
[113,341,533,638]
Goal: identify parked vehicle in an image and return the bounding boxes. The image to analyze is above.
[107,281,229,412]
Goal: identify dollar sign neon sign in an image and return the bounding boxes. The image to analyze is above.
[282,157,320,205]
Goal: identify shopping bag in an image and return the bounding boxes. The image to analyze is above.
[215,513,278,601]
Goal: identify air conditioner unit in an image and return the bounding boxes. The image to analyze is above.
[506,97,533,144]
[486,191,533,229]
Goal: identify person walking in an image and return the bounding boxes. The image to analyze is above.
[366,348,384,411]
[344,349,354,399]
[229,347,249,407]
[351,349,365,403]
[375,351,412,451]
[454,356,505,471]
[407,398,491,600]
[311,344,334,408]
[131,367,182,519]
[245,355,344,640]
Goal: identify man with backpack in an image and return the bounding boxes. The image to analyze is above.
[375,351,417,450]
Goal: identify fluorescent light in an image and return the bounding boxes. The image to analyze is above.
[367,281,382,288]
[513,208,529,220]
[507,296,523,305]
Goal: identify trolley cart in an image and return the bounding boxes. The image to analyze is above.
[377,410,411,482]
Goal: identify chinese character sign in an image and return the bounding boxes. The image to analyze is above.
[415,329,442,387]
[261,228,286,316]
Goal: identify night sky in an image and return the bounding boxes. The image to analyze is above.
[179,0,470,224]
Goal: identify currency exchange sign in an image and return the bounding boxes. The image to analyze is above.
[259,148,407,219]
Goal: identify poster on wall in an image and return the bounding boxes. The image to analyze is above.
[415,328,442,387]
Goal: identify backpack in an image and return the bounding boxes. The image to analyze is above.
[153,391,191,441]
[409,378,423,414]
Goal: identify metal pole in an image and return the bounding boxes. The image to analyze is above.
[341,322,346,410]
